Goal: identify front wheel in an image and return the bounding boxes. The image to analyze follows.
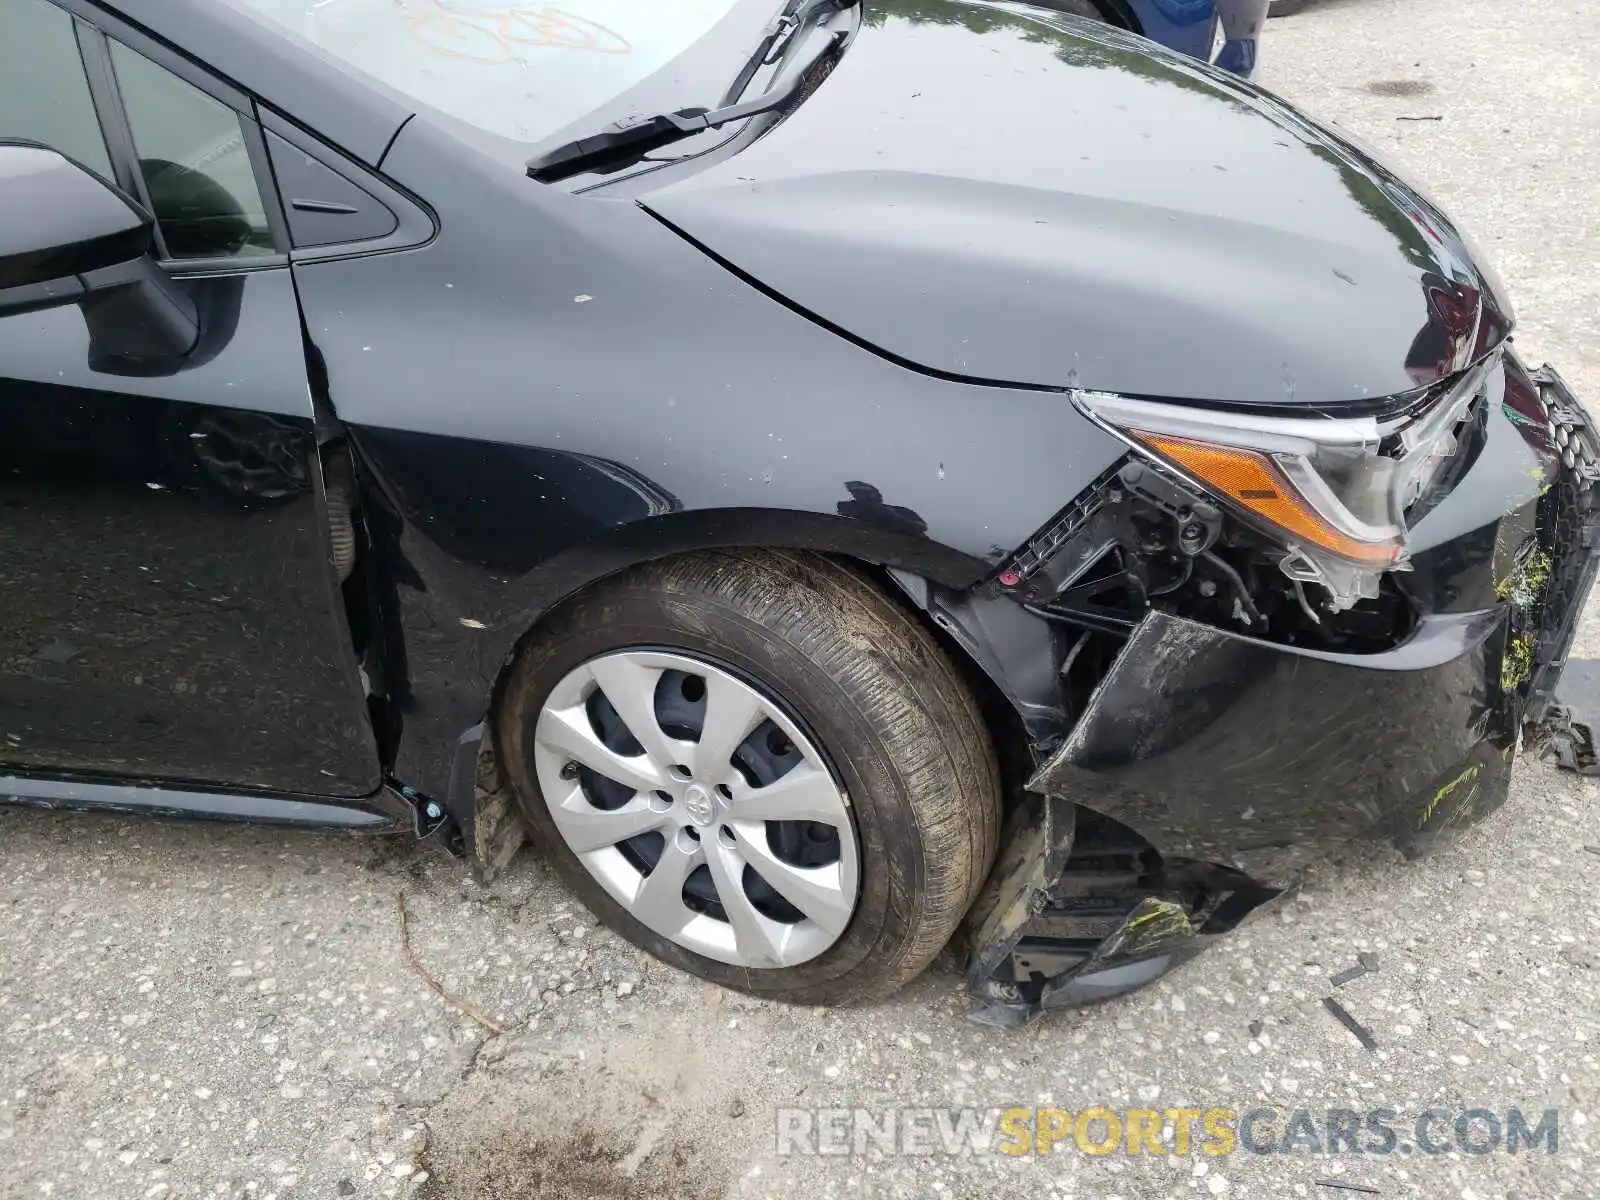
[495,550,1001,1005]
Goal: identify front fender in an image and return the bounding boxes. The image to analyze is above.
[349,423,1005,809]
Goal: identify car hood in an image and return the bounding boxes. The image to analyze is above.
[637,0,1512,408]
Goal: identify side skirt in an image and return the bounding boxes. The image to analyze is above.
[0,773,409,830]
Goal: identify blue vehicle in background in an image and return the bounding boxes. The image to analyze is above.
[1033,0,1219,63]
[1038,0,1307,74]
[1117,0,1220,61]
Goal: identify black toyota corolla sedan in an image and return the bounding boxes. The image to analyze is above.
[3,0,1595,1025]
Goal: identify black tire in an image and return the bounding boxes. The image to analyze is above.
[495,549,1002,1005]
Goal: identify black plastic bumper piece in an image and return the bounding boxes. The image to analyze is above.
[964,604,1529,1025]
[965,360,1600,1026]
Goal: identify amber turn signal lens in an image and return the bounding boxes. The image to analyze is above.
[1131,432,1403,567]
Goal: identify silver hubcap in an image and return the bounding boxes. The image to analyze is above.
[532,649,860,968]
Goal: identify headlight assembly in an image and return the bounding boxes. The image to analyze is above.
[1073,357,1493,611]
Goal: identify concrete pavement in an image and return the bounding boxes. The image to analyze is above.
[4,1,1599,1196]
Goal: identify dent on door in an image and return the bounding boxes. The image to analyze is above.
[0,265,380,796]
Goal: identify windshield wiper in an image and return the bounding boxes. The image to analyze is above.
[527,0,856,185]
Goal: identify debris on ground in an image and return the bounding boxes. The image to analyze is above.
[1322,997,1378,1051]
[1330,952,1379,987]
[1540,660,1600,774]
[1539,707,1600,774]
[1315,1182,1381,1195]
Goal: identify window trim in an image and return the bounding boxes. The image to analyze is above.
[52,0,431,266]
[259,109,438,262]
[60,0,289,270]
[75,19,167,255]
[242,107,294,257]
[57,0,251,112]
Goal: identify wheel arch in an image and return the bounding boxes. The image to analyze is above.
[373,502,999,841]
[474,506,991,718]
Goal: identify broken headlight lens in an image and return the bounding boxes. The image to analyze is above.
[1074,359,1492,609]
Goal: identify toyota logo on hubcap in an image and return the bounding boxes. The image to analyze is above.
[682,783,715,826]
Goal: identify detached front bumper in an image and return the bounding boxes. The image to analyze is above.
[967,357,1600,1026]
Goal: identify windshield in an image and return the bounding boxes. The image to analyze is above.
[233,1,745,144]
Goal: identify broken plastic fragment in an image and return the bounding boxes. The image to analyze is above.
[1322,996,1377,1050]
[1329,953,1378,988]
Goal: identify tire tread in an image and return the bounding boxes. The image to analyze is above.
[495,550,1001,1004]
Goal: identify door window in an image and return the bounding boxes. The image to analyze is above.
[0,0,113,180]
[108,40,276,260]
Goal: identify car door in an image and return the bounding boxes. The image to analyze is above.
[0,0,379,797]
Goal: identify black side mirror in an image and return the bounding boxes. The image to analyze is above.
[0,142,151,295]
[0,141,199,362]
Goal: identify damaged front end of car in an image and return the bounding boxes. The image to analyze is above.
[942,353,1600,1027]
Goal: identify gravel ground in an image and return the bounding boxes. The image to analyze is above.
[4,0,1600,1197]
